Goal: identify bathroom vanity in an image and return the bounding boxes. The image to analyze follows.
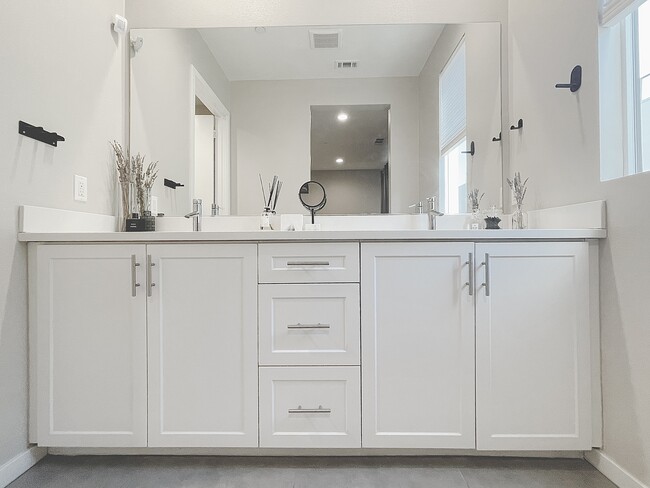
[22,218,604,453]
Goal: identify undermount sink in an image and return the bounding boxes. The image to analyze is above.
[155,214,452,232]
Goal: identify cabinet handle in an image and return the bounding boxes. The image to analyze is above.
[481,253,491,296]
[287,323,331,330]
[288,405,332,414]
[131,255,141,297]
[147,254,156,297]
[286,261,330,267]
[466,252,474,296]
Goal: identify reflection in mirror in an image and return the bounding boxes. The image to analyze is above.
[194,97,216,214]
[130,23,502,216]
[311,105,390,214]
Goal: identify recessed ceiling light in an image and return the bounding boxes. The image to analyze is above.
[337,113,348,121]
[336,158,344,164]
[254,27,267,34]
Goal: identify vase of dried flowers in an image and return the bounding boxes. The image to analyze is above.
[131,153,158,216]
[507,172,529,230]
[111,141,159,231]
[111,141,132,231]
[467,188,485,230]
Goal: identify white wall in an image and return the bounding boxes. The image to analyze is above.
[312,170,382,215]
[130,28,230,216]
[508,0,650,485]
[0,0,126,469]
[419,23,503,210]
[231,77,419,215]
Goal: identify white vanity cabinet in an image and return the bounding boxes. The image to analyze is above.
[474,242,593,450]
[29,243,258,448]
[257,242,362,448]
[28,236,598,452]
[361,241,594,451]
[146,244,258,447]
[30,244,148,447]
[361,242,476,448]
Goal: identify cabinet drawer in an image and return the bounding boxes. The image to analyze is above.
[259,284,360,366]
[258,243,359,283]
[259,367,361,448]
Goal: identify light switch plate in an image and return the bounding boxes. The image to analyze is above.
[74,175,88,202]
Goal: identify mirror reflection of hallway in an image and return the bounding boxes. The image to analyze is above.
[194,97,216,215]
[311,104,390,215]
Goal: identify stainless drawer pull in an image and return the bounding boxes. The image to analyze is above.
[287,323,331,330]
[286,261,330,267]
[131,255,141,297]
[146,254,156,297]
[482,253,491,297]
[466,252,474,296]
[288,405,332,414]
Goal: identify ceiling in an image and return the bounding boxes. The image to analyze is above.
[198,24,445,81]
[311,105,390,171]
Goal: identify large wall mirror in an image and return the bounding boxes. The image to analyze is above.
[129,23,502,216]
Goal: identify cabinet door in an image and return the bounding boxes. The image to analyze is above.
[475,242,592,450]
[34,244,147,447]
[147,244,258,447]
[361,242,475,448]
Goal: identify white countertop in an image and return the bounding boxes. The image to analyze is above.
[18,228,606,243]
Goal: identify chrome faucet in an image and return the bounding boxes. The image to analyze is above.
[184,199,203,231]
[426,197,444,230]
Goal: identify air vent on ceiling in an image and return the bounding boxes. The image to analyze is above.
[374,137,385,145]
[336,60,359,69]
[310,29,342,49]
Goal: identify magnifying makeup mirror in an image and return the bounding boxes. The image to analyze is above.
[299,181,327,227]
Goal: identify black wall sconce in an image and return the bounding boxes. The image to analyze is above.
[510,119,524,131]
[555,65,582,92]
[19,121,65,147]
[462,141,476,156]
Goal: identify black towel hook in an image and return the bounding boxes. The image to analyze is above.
[492,132,502,142]
[164,178,185,189]
[555,65,582,92]
[18,121,65,147]
[510,119,524,131]
[462,141,476,156]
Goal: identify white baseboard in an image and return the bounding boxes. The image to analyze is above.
[585,450,649,488]
[0,447,47,488]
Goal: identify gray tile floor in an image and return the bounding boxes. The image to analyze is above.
[9,456,618,488]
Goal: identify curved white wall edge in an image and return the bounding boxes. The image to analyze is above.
[0,446,47,488]
[585,449,649,488]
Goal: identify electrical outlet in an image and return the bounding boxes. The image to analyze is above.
[74,175,88,202]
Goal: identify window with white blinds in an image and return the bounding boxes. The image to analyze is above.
[601,0,647,25]
[439,41,467,155]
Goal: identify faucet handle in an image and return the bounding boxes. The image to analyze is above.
[409,202,424,214]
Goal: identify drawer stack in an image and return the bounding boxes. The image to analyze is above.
[258,242,361,448]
